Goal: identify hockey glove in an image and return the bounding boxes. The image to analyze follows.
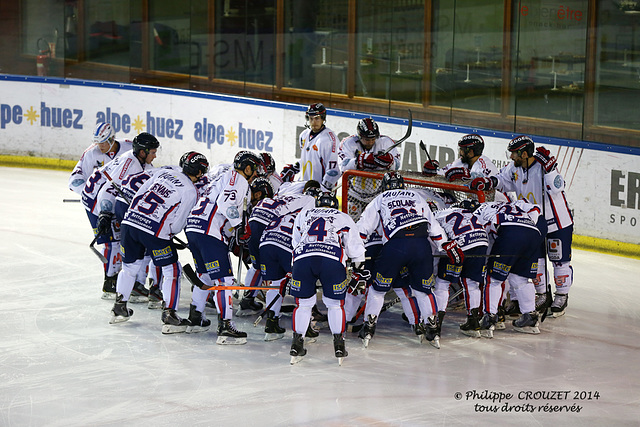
[422,160,440,176]
[356,152,378,170]
[280,162,300,182]
[442,240,464,265]
[445,167,471,182]
[349,263,371,295]
[96,211,114,237]
[236,222,252,245]
[374,152,394,169]
[469,176,497,191]
[533,146,557,173]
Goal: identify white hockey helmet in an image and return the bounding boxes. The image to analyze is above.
[93,123,115,145]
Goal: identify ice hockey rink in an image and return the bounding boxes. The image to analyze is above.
[1,166,639,427]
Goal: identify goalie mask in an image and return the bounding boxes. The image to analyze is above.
[381,171,405,191]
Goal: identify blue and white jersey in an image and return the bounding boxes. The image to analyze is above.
[185,169,251,243]
[68,139,132,195]
[434,207,488,251]
[298,125,341,191]
[474,199,542,237]
[249,193,316,227]
[260,211,297,252]
[357,188,448,248]
[494,161,572,233]
[292,207,365,265]
[123,168,198,240]
[81,149,150,215]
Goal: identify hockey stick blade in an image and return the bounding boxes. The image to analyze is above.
[89,236,108,263]
[419,140,433,163]
[183,263,277,291]
[254,292,282,326]
[381,110,413,155]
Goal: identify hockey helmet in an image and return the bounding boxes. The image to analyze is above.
[233,150,262,174]
[302,180,322,198]
[305,103,327,121]
[357,117,380,140]
[458,134,485,156]
[315,192,339,209]
[181,151,209,177]
[251,177,274,200]
[508,135,534,156]
[259,152,276,176]
[455,199,481,213]
[132,132,160,153]
[93,123,115,145]
[381,171,405,191]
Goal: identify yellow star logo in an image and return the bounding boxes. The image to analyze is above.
[226,127,237,146]
[24,107,39,125]
[132,116,145,133]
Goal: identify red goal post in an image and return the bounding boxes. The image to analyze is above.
[340,169,495,221]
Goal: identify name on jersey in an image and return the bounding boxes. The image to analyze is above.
[150,182,175,198]
[387,199,416,209]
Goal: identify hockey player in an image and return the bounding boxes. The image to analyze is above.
[356,171,464,349]
[432,200,489,338]
[184,150,262,344]
[279,103,341,192]
[470,135,574,317]
[338,117,401,218]
[110,152,208,334]
[289,193,367,365]
[81,132,159,300]
[472,199,546,337]
[258,152,283,194]
[68,123,131,194]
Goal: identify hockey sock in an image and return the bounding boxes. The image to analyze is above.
[214,276,236,319]
[394,287,419,325]
[553,262,573,294]
[432,277,450,312]
[161,262,182,311]
[243,266,262,298]
[323,296,346,335]
[363,288,386,319]
[117,259,142,301]
[534,257,547,294]
[292,296,315,335]
[412,289,437,320]
[191,285,210,313]
[508,274,535,313]
[461,277,481,315]
[344,292,364,321]
[483,275,503,314]
[135,255,152,284]
[104,241,122,277]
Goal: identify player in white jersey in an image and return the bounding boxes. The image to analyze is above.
[68,123,132,194]
[338,117,401,218]
[473,199,545,336]
[184,151,262,345]
[279,103,341,192]
[110,152,208,334]
[289,193,366,365]
[81,132,159,300]
[432,200,489,338]
[356,172,464,349]
[257,152,282,194]
[238,180,319,315]
[470,135,574,317]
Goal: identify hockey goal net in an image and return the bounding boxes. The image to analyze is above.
[340,170,495,221]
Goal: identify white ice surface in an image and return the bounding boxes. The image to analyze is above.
[1,167,639,427]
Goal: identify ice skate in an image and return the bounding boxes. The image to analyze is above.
[147,284,163,310]
[479,313,498,338]
[358,315,377,348]
[236,296,263,317]
[161,308,189,334]
[129,281,149,303]
[101,274,117,300]
[550,293,568,318]
[289,332,306,364]
[512,311,540,334]
[264,310,285,341]
[535,293,549,316]
[459,308,481,338]
[216,317,247,345]
[495,305,506,330]
[110,293,133,324]
[333,334,348,366]
[422,315,440,349]
[186,304,211,333]
[504,299,521,318]
[305,324,319,343]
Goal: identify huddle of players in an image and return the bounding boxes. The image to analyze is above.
[69,103,573,364]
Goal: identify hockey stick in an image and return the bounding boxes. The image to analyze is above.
[236,197,248,287]
[89,236,108,263]
[254,275,291,326]
[380,110,413,155]
[353,296,402,322]
[103,170,131,204]
[63,198,81,203]
[419,140,433,163]
[183,263,278,291]
[540,170,552,323]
